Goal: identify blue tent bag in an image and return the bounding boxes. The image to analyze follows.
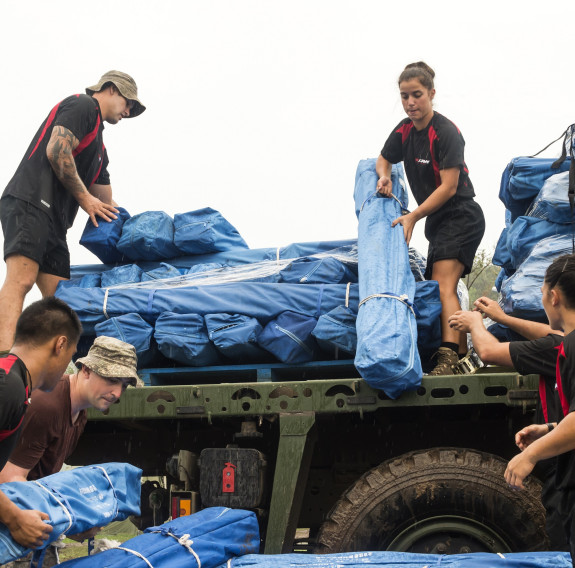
[79,207,131,264]
[117,211,180,261]
[507,216,572,269]
[354,159,422,399]
[492,227,514,272]
[101,264,143,288]
[501,234,575,318]
[56,273,102,292]
[155,312,220,366]
[499,157,571,220]
[173,207,249,255]
[60,507,259,568]
[205,313,269,361]
[413,280,442,351]
[0,463,141,565]
[141,263,182,282]
[258,311,318,364]
[219,550,571,568]
[312,305,357,356]
[528,170,574,223]
[95,313,158,369]
[279,256,357,284]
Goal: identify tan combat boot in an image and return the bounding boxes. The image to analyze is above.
[428,347,459,376]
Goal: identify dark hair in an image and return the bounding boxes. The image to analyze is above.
[544,254,575,309]
[398,61,435,91]
[14,297,82,346]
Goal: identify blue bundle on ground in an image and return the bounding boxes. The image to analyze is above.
[218,550,571,568]
[353,158,421,399]
[60,507,259,568]
[0,463,141,565]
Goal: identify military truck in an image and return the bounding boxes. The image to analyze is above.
[67,360,545,555]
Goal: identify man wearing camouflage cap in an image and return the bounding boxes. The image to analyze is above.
[0,336,139,483]
[0,336,139,565]
[0,71,145,352]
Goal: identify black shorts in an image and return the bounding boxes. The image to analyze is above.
[423,196,485,280]
[0,196,70,279]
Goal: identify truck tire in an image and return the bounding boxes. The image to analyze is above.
[315,448,548,554]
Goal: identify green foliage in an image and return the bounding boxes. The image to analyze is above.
[463,247,500,305]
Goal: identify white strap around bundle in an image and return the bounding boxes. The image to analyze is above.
[103,288,110,319]
[359,292,415,317]
[149,530,202,567]
[32,481,73,534]
[116,547,154,568]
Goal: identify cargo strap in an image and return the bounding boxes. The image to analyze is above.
[452,348,485,375]
[360,190,409,215]
[32,481,73,533]
[358,292,418,318]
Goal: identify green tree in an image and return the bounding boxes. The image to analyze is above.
[463,247,500,305]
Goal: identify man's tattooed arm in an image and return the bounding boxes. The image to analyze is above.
[46,126,88,198]
[46,125,118,226]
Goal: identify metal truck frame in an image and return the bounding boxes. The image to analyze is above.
[68,362,546,555]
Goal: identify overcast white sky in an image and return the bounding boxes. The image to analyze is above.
[1,0,574,302]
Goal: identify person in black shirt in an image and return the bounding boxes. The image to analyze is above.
[377,61,485,375]
[449,254,575,560]
[0,70,145,352]
[0,297,81,551]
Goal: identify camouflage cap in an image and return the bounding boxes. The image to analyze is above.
[76,336,139,387]
[85,70,146,118]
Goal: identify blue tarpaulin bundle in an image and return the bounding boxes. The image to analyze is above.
[80,206,131,264]
[258,311,318,364]
[173,208,249,254]
[218,551,571,568]
[94,313,157,369]
[528,171,575,224]
[500,235,575,318]
[0,463,141,565]
[56,282,360,335]
[353,158,422,399]
[312,304,357,356]
[141,263,182,282]
[499,157,571,221]
[57,273,102,291]
[155,312,221,366]
[205,313,267,361]
[117,211,180,261]
[60,507,259,568]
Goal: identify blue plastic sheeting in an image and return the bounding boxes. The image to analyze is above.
[117,211,180,261]
[80,207,131,264]
[205,313,267,361]
[258,311,318,364]
[95,313,157,369]
[155,312,221,366]
[56,273,102,291]
[101,264,143,288]
[0,463,141,565]
[219,551,571,568]
[499,157,571,221]
[56,283,359,335]
[492,227,514,272]
[279,256,357,284]
[60,507,259,568]
[354,158,421,399]
[312,305,357,355]
[528,171,575,224]
[413,280,442,352]
[173,208,249,254]
[500,235,575,318]
[507,217,572,269]
[141,263,182,282]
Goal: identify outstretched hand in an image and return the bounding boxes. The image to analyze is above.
[8,509,53,549]
[391,213,417,245]
[78,193,118,227]
[473,297,505,322]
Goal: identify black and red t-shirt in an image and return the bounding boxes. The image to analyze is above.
[2,94,110,231]
[510,330,575,490]
[380,112,475,205]
[0,354,30,470]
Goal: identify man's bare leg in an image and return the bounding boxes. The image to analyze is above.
[36,272,66,298]
[0,255,40,350]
